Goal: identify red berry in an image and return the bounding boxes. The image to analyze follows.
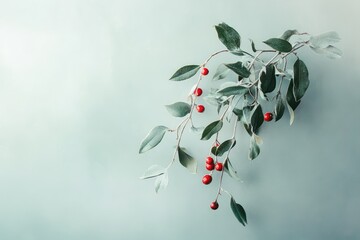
[210,201,219,210]
[201,67,209,76]
[264,112,273,122]
[202,174,212,185]
[196,105,205,113]
[194,88,203,96]
[206,157,214,165]
[215,162,223,171]
[206,163,215,171]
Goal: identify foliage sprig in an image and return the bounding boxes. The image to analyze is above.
[139,22,341,225]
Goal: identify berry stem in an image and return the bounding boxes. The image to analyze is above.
[202,49,229,66]
[215,117,238,201]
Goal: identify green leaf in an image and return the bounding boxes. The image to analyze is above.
[242,105,254,124]
[293,59,309,102]
[140,165,165,179]
[286,102,295,126]
[201,120,223,140]
[230,197,247,226]
[249,136,260,160]
[280,30,299,41]
[233,108,244,122]
[230,50,245,56]
[310,45,342,59]
[139,126,169,153]
[217,85,249,97]
[210,146,217,155]
[259,64,276,94]
[243,123,252,136]
[286,79,301,110]
[215,22,241,51]
[216,139,236,156]
[212,64,230,81]
[154,171,168,193]
[309,31,340,48]
[224,62,251,78]
[178,147,197,174]
[190,125,204,134]
[165,102,191,117]
[169,65,200,81]
[275,95,285,122]
[224,159,241,181]
[250,104,264,134]
[263,38,292,52]
[250,39,257,52]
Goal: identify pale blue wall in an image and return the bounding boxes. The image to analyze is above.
[0,0,359,239]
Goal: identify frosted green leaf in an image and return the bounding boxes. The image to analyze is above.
[178,147,197,174]
[215,22,241,51]
[140,165,165,179]
[154,171,168,193]
[165,102,191,117]
[169,65,200,81]
[139,126,169,153]
[309,31,340,48]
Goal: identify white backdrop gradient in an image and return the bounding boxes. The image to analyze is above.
[0,0,359,239]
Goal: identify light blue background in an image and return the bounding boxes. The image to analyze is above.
[0,0,359,239]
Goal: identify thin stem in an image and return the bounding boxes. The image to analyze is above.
[203,49,229,66]
[215,117,238,201]
[265,52,280,66]
[165,49,232,170]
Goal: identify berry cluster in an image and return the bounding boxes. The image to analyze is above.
[202,155,223,209]
[194,67,209,113]
[196,67,274,211]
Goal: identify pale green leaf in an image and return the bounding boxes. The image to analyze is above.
[224,62,251,78]
[224,159,242,181]
[169,65,200,81]
[201,120,223,140]
[213,64,230,81]
[165,102,191,117]
[178,147,197,174]
[286,102,295,126]
[263,38,292,52]
[280,30,299,41]
[310,45,342,59]
[217,85,249,97]
[139,126,169,153]
[309,31,340,48]
[140,165,165,179]
[154,171,168,193]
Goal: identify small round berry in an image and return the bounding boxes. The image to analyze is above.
[206,163,215,171]
[196,105,205,113]
[210,201,219,210]
[201,67,209,76]
[202,174,212,185]
[215,162,223,171]
[264,112,273,122]
[194,88,203,96]
[206,156,214,165]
